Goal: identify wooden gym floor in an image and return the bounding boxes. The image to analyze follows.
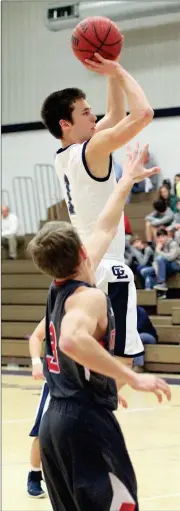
[2,372,180,511]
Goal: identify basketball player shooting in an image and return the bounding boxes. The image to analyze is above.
[41,44,154,375]
[28,145,171,511]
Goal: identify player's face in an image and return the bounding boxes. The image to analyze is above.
[71,99,97,142]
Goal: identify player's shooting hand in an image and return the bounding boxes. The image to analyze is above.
[130,373,171,403]
[84,53,119,77]
[32,361,44,380]
[118,392,128,408]
[123,144,160,183]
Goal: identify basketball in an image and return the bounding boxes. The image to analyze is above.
[71,16,123,64]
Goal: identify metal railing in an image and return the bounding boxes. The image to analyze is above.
[34,164,63,221]
[13,177,39,234]
[2,189,11,209]
[4,165,64,234]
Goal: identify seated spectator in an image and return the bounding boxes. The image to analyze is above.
[129,235,154,275]
[145,199,174,245]
[113,157,123,182]
[133,306,158,372]
[158,184,178,213]
[139,263,156,290]
[132,148,159,193]
[167,199,180,246]
[174,174,180,198]
[162,178,171,191]
[144,149,159,190]
[1,205,19,259]
[140,228,180,292]
[132,177,153,194]
[113,156,131,204]
[153,228,180,291]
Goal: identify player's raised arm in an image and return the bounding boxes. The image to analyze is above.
[29,317,45,380]
[84,56,153,166]
[85,145,160,270]
[95,55,126,132]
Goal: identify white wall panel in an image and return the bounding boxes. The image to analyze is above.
[2,1,180,125]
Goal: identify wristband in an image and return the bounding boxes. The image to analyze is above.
[32,357,41,366]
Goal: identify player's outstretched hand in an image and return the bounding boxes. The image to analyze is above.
[32,361,44,380]
[131,373,171,403]
[84,52,119,77]
[123,143,160,183]
[118,392,128,408]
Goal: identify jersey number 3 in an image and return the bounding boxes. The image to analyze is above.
[46,322,60,374]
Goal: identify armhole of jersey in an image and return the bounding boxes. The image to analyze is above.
[63,282,94,310]
[82,140,112,183]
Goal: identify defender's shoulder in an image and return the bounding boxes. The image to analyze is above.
[66,286,106,312]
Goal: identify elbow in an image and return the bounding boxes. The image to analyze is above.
[138,107,154,125]
[59,335,75,356]
[145,107,154,121]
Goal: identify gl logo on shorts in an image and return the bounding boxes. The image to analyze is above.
[112,265,128,280]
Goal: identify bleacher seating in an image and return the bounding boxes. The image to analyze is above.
[2,192,180,373]
[2,259,180,373]
[1,234,34,260]
[124,190,157,238]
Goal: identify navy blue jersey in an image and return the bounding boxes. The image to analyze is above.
[43,279,118,410]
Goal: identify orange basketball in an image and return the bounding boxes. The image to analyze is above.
[71,16,123,63]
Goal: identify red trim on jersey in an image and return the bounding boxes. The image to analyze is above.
[99,340,105,348]
[120,504,136,511]
[54,279,68,286]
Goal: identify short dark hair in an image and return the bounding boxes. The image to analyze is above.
[153,199,167,213]
[162,179,171,191]
[28,221,82,278]
[41,88,86,139]
[156,227,168,237]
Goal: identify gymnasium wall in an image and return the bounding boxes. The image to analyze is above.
[2,1,180,232]
[2,0,180,126]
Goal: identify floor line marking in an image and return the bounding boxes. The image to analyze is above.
[141,492,180,501]
[2,418,32,424]
[122,405,171,413]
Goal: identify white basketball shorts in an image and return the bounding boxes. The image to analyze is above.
[95,259,144,358]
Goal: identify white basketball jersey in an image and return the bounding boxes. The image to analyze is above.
[55,141,125,261]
